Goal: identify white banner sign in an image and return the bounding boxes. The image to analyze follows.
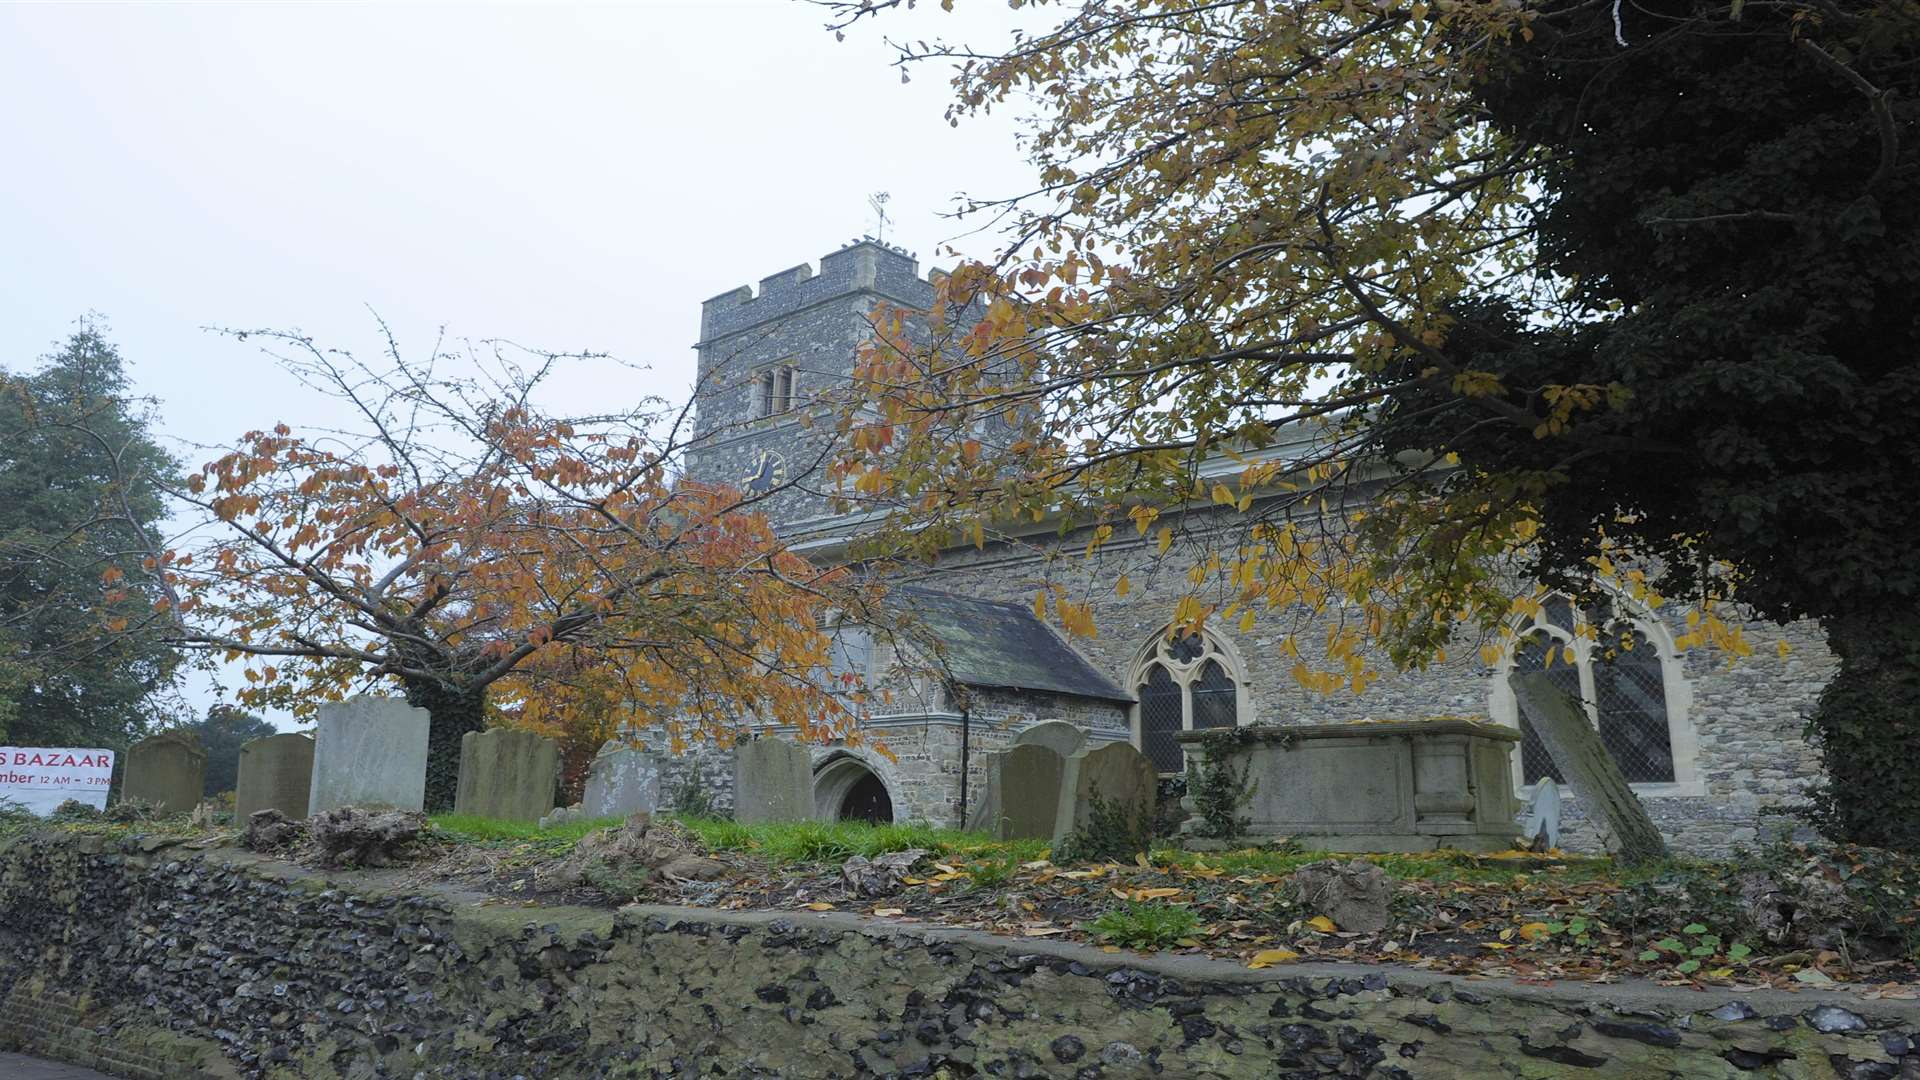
[0,747,115,815]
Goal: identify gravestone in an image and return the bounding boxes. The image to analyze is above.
[996,744,1069,840]
[732,739,815,824]
[234,733,315,821]
[581,740,660,820]
[454,728,560,822]
[965,723,1091,833]
[122,731,206,815]
[1051,742,1158,848]
[1012,720,1088,758]
[308,696,431,815]
[1519,776,1562,852]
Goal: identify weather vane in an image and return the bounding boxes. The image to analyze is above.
[867,191,892,245]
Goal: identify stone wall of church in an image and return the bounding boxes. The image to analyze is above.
[898,513,1835,858]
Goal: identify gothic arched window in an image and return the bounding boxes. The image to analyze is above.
[1493,594,1696,790]
[1130,629,1247,773]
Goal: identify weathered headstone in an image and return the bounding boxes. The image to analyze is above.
[0,747,114,815]
[732,739,815,824]
[1519,776,1562,852]
[234,733,315,821]
[581,740,660,820]
[965,724,1091,833]
[1051,742,1158,848]
[122,731,206,815]
[308,696,431,816]
[995,743,1069,840]
[1012,720,1089,758]
[454,728,560,822]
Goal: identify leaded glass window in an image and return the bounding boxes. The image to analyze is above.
[1138,664,1185,773]
[1507,595,1680,786]
[1132,631,1245,772]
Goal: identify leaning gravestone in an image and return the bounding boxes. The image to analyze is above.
[454,728,560,822]
[997,743,1070,841]
[1051,742,1158,848]
[581,739,660,820]
[234,733,315,821]
[122,731,206,815]
[732,739,815,824]
[308,696,431,816]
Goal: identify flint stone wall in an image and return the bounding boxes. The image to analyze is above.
[0,832,1915,1079]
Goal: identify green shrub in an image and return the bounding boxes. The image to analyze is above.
[1057,786,1154,863]
[1088,902,1200,950]
[1185,751,1257,841]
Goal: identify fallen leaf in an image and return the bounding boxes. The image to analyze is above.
[1133,887,1183,901]
[1248,949,1301,968]
[1517,922,1552,942]
[873,908,904,917]
[1307,915,1337,933]
[802,902,834,912]
[1022,927,1066,937]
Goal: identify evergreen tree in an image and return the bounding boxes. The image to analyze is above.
[189,705,276,796]
[0,322,184,750]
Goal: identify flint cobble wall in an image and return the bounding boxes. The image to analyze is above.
[1,832,1917,1079]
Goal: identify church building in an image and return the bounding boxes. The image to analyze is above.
[677,239,1833,857]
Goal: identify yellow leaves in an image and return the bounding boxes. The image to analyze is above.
[1305,915,1337,933]
[1130,887,1184,901]
[872,907,905,917]
[1114,574,1131,598]
[1156,525,1174,555]
[1247,949,1300,969]
[1451,371,1503,398]
[1517,921,1552,942]
[801,902,834,911]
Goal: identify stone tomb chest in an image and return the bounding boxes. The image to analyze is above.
[1175,720,1520,852]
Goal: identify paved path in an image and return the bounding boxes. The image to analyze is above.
[0,1052,122,1078]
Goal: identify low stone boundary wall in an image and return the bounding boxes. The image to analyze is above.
[0,830,1915,1078]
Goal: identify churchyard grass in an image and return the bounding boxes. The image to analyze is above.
[430,812,622,846]
[672,815,994,865]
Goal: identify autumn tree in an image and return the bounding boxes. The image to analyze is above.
[126,329,878,810]
[819,0,1918,846]
[0,323,184,748]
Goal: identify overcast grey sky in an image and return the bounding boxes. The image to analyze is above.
[0,0,1039,728]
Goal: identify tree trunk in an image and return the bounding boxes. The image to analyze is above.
[1808,612,1920,851]
[401,677,488,813]
[1509,671,1669,866]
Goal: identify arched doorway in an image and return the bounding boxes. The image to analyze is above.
[813,754,896,824]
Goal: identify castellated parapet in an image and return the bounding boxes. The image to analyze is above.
[698,238,941,344]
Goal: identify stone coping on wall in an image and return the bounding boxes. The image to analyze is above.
[1176,718,1522,744]
[195,844,1918,1025]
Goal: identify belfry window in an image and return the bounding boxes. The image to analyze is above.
[1130,629,1246,773]
[756,365,798,417]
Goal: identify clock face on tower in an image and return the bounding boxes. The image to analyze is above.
[741,450,788,494]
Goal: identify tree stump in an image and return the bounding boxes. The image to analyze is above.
[1509,671,1669,866]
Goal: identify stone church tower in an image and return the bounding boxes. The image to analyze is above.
[683,238,939,528]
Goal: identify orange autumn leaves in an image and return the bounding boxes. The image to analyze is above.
[151,377,877,748]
